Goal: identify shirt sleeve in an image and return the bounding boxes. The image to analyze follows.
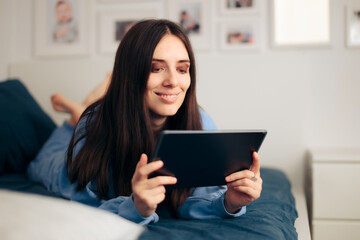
[199,108,217,130]
[70,183,159,225]
[178,186,246,219]
[98,194,159,225]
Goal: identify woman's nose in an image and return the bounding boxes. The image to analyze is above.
[163,68,179,87]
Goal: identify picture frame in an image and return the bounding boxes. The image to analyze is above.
[167,0,211,50]
[346,4,360,48]
[270,0,331,48]
[98,8,162,55]
[219,21,259,51]
[97,0,152,2]
[219,0,259,15]
[34,0,89,57]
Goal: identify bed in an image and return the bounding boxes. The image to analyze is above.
[0,79,307,239]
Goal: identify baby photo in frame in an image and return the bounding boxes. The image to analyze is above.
[34,0,89,57]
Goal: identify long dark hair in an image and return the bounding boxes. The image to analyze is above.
[66,19,202,211]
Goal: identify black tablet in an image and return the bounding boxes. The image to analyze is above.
[150,130,267,188]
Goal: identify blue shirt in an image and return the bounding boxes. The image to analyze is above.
[27,108,246,225]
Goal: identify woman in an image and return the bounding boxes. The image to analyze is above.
[27,19,262,225]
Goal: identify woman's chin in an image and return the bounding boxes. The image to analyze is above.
[151,108,179,118]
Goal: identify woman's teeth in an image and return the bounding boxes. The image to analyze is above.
[160,94,176,98]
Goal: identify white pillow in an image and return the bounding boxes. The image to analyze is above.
[0,190,144,240]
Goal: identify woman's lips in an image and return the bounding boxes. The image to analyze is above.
[155,92,180,103]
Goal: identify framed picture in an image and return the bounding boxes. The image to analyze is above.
[34,0,89,57]
[97,0,152,2]
[219,0,258,15]
[98,8,162,55]
[270,0,331,48]
[168,0,211,50]
[346,4,360,48]
[219,21,259,51]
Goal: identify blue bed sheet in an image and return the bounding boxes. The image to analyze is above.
[139,168,298,240]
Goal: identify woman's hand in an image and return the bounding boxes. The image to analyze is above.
[224,152,262,214]
[131,154,177,218]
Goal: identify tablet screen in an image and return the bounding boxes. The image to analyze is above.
[150,130,267,188]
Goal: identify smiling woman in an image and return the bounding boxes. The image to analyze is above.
[27,19,263,226]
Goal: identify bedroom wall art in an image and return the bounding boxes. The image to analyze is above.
[97,0,151,3]
[167,0,212,50]
[219,20,259,51]
[218,0,259,15]
[346,3,360,48]
[98,7,162,55]
[217,0,259,52]
[270,0,331,48]
[34,0,89,57]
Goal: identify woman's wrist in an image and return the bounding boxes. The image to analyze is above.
[224,192,242,214]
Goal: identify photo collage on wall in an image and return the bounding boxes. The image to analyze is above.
[219,0,259,50]
[33,0,261,57]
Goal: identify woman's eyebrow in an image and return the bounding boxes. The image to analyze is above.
[152,58,190,63]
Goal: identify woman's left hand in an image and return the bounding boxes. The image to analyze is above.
[224,152,262,214]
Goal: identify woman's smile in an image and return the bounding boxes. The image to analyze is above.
[155,92,180,103]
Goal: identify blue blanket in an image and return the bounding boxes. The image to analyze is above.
[139,168,298,240]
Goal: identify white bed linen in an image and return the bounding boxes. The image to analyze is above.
[0,190,144,240]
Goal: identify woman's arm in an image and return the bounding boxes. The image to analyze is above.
[70,183,159,225]
[98,195,159,225]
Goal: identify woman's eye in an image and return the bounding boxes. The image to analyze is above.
[151,64,165,73]
[177,66,189,74]
[151,67,161,73]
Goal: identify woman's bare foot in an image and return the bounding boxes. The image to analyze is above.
[51,93,85,126]
[50,72,111,126]
[81,72,111,107]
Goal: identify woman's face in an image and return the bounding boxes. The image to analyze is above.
[145,34,191,120]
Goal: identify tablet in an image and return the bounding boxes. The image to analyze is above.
[150,130,267,188]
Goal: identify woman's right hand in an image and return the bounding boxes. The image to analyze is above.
[131,153,177,218]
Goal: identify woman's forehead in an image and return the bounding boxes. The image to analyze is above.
[152,35,189,60]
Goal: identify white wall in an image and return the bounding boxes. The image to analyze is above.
[1,0,360,190]
[0,1,15,78]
